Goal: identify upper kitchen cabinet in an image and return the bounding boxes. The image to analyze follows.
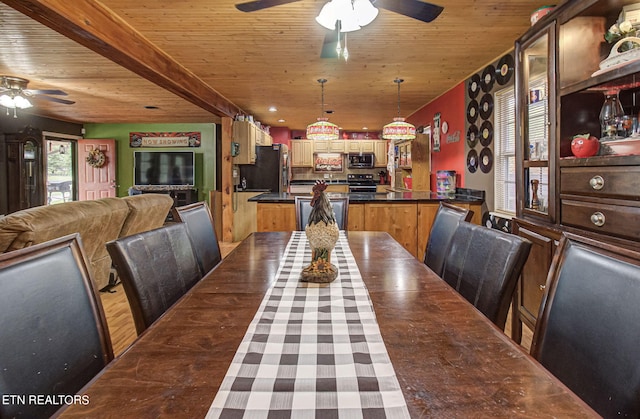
[232,120,273,164]
[346,140,374,153]
[374,140,388,167]
[314,140,345,153]
[291,140,313,167]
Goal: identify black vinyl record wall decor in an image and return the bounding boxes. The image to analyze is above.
[479,120,493,146]
[496,54,514,85]
[468,74,481,99]
[479,147,493,173]
[466,100,479,124]
[479,93,494,120]
[481,65,495,92]
[466,124,478,148]
[467,149,478,173]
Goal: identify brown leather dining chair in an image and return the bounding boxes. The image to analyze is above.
[295,196,349,231]
[107,223,202,335]
[441,221,531,330]
[0,234,113,418]
[173,201,222,274]
[531,233,640,418]
[423,202,473,277]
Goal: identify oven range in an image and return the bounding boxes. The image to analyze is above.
[347,173,377,193]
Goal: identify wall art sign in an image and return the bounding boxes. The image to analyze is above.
[130,132,201,147]
[433,113,441,152]
[313,153,343,173]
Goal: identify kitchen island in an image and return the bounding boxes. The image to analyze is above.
[250,189,484,259]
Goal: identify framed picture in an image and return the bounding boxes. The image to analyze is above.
[314,153,343,173]
[433,113,441,152]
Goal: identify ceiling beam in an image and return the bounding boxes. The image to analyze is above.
[2,0,243,119]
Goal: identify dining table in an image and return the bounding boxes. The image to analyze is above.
[58,231,596,418]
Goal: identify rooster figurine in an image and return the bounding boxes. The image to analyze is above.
[302,180,339,283]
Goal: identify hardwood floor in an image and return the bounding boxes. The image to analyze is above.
[100,241,241,356]
[100,240,534,356]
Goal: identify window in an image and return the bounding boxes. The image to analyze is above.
[494,86,516,214]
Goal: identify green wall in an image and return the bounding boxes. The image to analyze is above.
[83,123,216,201]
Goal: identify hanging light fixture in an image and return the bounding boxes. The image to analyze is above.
[0,91,33,118]
[382,78,416,140]
[316,0,378,31]
[306,79,340,141]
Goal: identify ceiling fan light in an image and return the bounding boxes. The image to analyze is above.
[13,95,32,109]
[0,94,14,108]
[315,2,337,30]
[339,17,361,32]
[353,0,378,26]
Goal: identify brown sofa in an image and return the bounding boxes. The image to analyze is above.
[0,194,174,290]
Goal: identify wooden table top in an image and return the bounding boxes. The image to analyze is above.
[59,232,596,418]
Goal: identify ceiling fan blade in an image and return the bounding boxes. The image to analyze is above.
[235,0,302,12]
[37,95,75,105]
[375,0,443,23]
[320,31,339,59]
[26,89,68,96]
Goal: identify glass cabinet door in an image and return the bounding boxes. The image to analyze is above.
[518,22,556,221]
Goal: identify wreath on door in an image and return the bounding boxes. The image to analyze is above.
[86,149,106,168]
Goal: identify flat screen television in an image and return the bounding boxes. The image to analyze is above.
[133,151,195,186]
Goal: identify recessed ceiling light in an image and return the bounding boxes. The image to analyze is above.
[278,119,285,123]
[269,106,277,112]
[144,105,159,109]
[325,110,334,114]
[362,127,368,130]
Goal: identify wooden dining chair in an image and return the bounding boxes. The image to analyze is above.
[423,202,473,276]
[295,196,349,230]
[531,233,640,418]
[0,234,113,418]
[441,221,531,330]
[173,201,222,274]
[106,223,202,335]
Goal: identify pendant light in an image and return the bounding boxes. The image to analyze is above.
[382,78,416,140]
[306,79,340,140]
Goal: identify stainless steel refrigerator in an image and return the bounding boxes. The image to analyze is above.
[239,144,289,193]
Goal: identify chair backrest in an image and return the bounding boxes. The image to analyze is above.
[424,202,474,276]
[295,196,349,231]
[441,221,531,329]
[0,234,113,418]
[172,201,222,273]
[531,233,640,418]
[106,223,202,335]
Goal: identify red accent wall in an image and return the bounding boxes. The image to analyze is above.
[270,127,291,148]
[406,82,466,191]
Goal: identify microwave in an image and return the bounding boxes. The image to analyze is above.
[348,153,375,168]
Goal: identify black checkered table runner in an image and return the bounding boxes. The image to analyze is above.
[206,231,410,418]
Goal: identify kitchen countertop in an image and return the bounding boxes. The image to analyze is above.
[290,180,349,185]
[249,190,484,204]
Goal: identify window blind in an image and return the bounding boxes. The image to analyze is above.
[494,86,516,214]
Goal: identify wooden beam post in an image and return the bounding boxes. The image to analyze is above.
[220,117,234,242]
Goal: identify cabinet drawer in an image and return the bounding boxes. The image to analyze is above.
[561,166,640,199]
[561,198,640,241]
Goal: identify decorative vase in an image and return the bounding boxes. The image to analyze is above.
[301,180,339,283]
[531,179,540,210]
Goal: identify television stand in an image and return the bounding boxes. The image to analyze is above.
[131,186,198,221]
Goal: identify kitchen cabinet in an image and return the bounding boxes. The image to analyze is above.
[374,140,388,167]
[314,140,345,153]
[393,133,431,191]
[232,120,272,164]
[346,140,374,153]
[291,140,313,167]
[512,0,640,343]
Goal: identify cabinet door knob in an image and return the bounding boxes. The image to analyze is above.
[590,211,606,227]
[539,284,546,291]
[589,175,605,190]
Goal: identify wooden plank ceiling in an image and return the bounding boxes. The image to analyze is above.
[0,0,554,131]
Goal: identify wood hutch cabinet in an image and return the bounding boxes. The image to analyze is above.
[512,0,640,343]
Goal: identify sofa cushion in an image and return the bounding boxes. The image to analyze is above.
[0,198,129,289]
[119,194,174,238]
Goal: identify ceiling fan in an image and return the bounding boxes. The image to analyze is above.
[235,0,443,24]
[0,75,75,106]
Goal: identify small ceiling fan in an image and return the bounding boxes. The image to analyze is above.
[0,75,75,106]
[235,0,444,23]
